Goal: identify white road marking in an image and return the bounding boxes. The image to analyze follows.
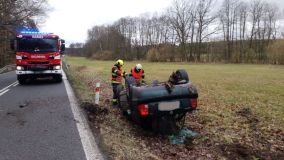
[0,81,17,94]
[62,71,104,160]
[13,82,19,87]
[0,89,10,96]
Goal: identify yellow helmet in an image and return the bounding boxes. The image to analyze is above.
[116,59,124,66]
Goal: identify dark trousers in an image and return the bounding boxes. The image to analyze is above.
[112,83,120,100]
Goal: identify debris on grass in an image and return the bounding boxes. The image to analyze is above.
[168,128,199,145]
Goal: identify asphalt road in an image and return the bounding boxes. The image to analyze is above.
[0,71,102,160]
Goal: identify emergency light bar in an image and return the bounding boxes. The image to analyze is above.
[20,31,53,34]
[17,28,53,34]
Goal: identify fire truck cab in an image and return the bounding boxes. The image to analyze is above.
[11,31,65,84]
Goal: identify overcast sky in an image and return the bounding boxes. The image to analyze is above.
[41,0,172,45]
[41,0,284,45]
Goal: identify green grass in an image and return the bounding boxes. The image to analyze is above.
[65,56,284,159]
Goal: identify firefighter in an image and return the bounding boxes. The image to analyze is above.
[111,59,125,105]
[129,63,145,84]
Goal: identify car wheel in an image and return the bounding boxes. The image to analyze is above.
[176,69,189,84]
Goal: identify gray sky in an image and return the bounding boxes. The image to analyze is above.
[41,0,284,45]
[41,0,172,45]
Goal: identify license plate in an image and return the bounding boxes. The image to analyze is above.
[32,35,44,39]
[158,101,180,111]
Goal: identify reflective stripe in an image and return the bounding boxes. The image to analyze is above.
[111,80,121,84]
[111,66,123,83]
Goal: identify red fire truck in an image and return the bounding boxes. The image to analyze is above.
[11,31,65,84]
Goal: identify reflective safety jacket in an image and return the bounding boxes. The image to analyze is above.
[111,65,123,84]
[130,68,144,80]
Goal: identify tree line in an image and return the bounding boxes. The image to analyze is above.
[81,0,284,64]
[0,0,49,67]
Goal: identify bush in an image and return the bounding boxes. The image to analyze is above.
[231,50,241,63]
[146,48,160,62]
[146,45,178,62]
[244,48,257,63]
[267,40,284,65]
[91,50,114,60]
[158,44,177,62]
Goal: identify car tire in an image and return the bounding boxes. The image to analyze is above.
[175,69,189,84]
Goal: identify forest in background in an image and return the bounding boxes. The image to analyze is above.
[1,0,284,66]
[69,0,284,64]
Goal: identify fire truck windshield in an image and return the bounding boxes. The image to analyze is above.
[17,37,58,53]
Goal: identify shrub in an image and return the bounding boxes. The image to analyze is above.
[146,48,160,62]
[158,44,177,62]
[91,50,114,60]
[267,40,284,64]
[146,45,178,62]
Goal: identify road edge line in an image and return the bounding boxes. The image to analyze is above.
[0,89,10,96]
[62,71,104,160]
[0,81,18,93]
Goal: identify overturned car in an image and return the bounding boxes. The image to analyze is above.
[118,69,198,134]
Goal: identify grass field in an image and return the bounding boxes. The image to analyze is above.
[65,56,284,160]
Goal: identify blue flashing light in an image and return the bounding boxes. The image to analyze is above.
[19,31,53,34]
[21,31,40,34]
[17,27,38,33]
[16,28,52,35]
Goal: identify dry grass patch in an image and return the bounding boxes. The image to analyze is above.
[65,57,284,159]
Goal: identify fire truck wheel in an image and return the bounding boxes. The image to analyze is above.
[54,75,62,83]
[18,76,26,85]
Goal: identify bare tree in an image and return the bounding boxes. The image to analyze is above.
[237,1,248,61]
[195,0,216,61]
[219,0,240,62]
[167,0,195,61]
[263,3,279,44]
[248,0,263,50]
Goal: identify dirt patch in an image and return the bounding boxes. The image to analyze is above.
[234,108,284,160]
[219,143,284,160]
[80,101,109,127]
[236,108,259,124]
[80,101,113,159]
[75,65,87,72]
[219,143,258,160]
[236,107,259,130]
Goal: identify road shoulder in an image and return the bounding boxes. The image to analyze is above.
[63,71,104,160]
